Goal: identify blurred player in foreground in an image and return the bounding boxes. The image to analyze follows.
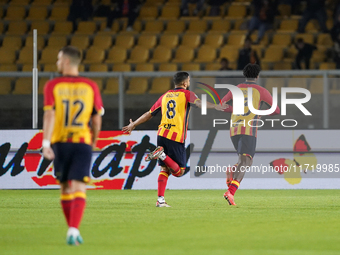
[123,72,227,207]
[42,46,104,245]
[221,63,280,206]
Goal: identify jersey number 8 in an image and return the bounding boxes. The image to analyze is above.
[166,100,176,119]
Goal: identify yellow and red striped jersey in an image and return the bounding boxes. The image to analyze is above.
[150,88,199,143]
[222,82,280,137]
[44,76,104,145]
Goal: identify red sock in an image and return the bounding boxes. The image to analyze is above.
[228,180,240,196]
[69,191,86,229]
[157,171,169,197]
[162,155,181,176]
[60,193,74,226]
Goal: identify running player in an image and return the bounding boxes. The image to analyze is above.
[221,63,280,206]
[42,46,104,245]
[122,72,227,207]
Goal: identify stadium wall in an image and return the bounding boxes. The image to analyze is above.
[0,130,339,190]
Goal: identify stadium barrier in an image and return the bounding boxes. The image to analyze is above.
[0,130,339,190]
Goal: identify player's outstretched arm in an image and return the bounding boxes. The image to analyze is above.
[122,111,153,134]
[91,114,102,149]
[42,109,55,160]
[194,100,229,111]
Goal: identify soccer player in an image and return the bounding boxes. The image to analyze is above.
[42,46,104,245]
[221,63,280,206]
[122,72,227,207]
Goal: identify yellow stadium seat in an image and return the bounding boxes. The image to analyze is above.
[194,45,216,63]
[0,64,18,72]
[74,21,97,35]
[250,33,269,46]
[6,21,27,35]
[83,47,105,64]
[172,46,194,63]
[149,77,171,94]
[25,36,45,49]
[49,6,69,21]
[31,0,53,6]
[149,46,172,63]
[0,78,13,95]
[26,6,47,20]
[227,34,246,46]
[283,45,298,62]
[139,6,158,20]
[52,21,73,35]
[278,4,291,17]
[273,62,292,70]
[319,62,335,70]
[53,0,72,7]
[272,33,292,47]
[90,78,104,91]
[89,64,108,72]
[311,51,326,63]
[226,5,246,19]
[262,46,284,63]
[126,77,148,94]
[205,63,221,71]
[38,78,49,95]
[219,45,240,62]
[98,21,120,35]
[104,78,119,94]
[106,47,127,64]
[135,63,154,72]
[182,63,200,71]
[295,34,314,44]
[112,63,131,72]
[309,79,323,94]
[279,19,298,32]
[5,6,26,20]
[9,0,30,5]
[159,34,178,48]
[47,35,67,48]
[137,34,157,49]
[21,64,37,72]
[187,20,207,33]
[287,78,307,88]
[16,47,33,64]
[39,47,60,64]
[305,20,319,33]
[164,20,185,34]
[210,20,231,33]
[127,46,149,63]
[233,19,248,32]
[0,48,16,64]
[317,33,333,46]
[143,20,164,34]
[2,36,23,50]
[204,33,223,48]
[115,35,134,49]
[92,35,112,50]
[43,64,58,72]
[70,35,90,50]
[159,6,180,20]
[159,63,178,71]
[29,21,50,35]
[13,78,32,95]
[181,33,201,48]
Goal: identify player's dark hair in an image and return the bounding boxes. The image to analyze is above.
[59,46,82,65]
[173,72,189,86]
[243,63,261,79]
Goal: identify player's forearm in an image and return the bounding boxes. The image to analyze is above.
[91,114,102,146]
[43,110,55,142]
[132,111,152,127]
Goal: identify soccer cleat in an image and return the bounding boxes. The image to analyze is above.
[76,234,84,245]
[145,146,164,162]
[224,191,236,206]
[67,235,79,246]
[156,201,171,207]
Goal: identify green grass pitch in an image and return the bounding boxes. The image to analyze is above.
[0,189,339,255]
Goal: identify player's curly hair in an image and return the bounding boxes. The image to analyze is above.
[243,63,261,79]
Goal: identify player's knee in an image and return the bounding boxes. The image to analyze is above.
[161,166,171,175]
[172,168,185,177]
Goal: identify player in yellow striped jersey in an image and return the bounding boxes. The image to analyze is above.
[123,72,227,207]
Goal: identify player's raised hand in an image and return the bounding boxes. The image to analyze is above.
[214,102,229,111]
[43,147,55,160]
[122,119,135,134]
